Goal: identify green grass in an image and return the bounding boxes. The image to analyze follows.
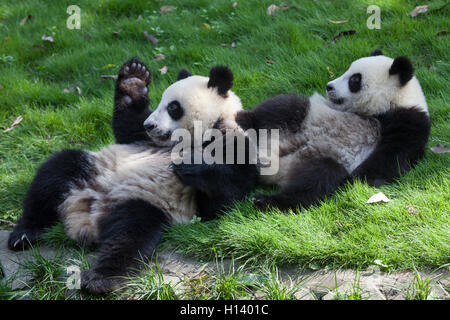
[0,0,449,298]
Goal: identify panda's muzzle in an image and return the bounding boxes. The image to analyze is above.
[144,123,171,141]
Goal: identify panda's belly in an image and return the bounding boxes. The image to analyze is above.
[259,106,380,185]
[58,143,197,245]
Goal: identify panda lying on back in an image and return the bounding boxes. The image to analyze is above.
[236,50,431,211]
[8,58,258,293]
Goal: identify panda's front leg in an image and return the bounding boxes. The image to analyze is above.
[80,199,168,294]
[112,58,152,144]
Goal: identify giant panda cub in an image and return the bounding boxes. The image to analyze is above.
[8,58,258,293]
[236,50,431,211]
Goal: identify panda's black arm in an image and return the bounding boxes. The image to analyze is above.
[351,108,431,186]
[112,58,152,144]
[235,94,309,132]
[174,162,258,220]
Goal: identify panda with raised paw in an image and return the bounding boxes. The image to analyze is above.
[8,58,258,293]
[236,50,431,211]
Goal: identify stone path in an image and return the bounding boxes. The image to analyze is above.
[1,230,449,299]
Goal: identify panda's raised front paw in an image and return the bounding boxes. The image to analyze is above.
[117,58,151,107]
[80,269,121,294]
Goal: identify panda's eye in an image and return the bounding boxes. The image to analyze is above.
[348,73,362,93]
[167,101,184,120]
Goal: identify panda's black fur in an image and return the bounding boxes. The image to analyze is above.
[8,58,258,293]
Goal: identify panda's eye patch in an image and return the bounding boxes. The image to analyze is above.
[167,100,184,120]
[348,73,362,93]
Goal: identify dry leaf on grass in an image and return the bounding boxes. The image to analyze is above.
[63,85,82,95]
[329,19,349,24]
[406,205,419,216]
[3,116,23,133]
[143,31,158,45]
[407,5,428,17]
[430,144,450,154]
[19,14,33,26]
[265,57,275,65]
[367,192,390,203]
[41,34,54,42]
[267,4,292,15]
[154,53,166,61]
[159,65,168,75]
[100,75,118,80]
[160,5,177,14]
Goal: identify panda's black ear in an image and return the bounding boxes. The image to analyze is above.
[177,68,192,81]
[389,56,414,86]
[370,49,383,56]
[207,66,233,97]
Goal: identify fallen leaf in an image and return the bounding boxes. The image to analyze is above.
[265,57,275,65]
[19,14,33,26]
[436,30,447,37]
[0,218,16,227]
[143,31,158,45]
[2,116,23,133]
[100,63,116,71]
[430,144,450,154]
[232,2,238,8]
[159,65,168,75]
[367,192,390,204]
[336,221,344,230]
[267,4,279,15]
[41,34,54,42]
[160,5,177,14]
[329,19,349,24]
[100,75,118,80]
[63,85,82,95]
[154,53,166,61]
[406,205,419,216]
[267,3,292,15]
[326,66,334,78]
[332,30,357,43]
[407,5,428,17]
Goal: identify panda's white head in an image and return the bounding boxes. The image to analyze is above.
[143,66,243,146]
[326,49,428,116]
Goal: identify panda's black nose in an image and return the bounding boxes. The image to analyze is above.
[144,123,155,131]
[326,84,334,92]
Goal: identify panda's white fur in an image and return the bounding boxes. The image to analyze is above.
[59,144,197,245]
[326,55,428,115]
[144,75,244,146]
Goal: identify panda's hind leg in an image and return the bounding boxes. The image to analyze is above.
[8,149,95,250]
[80,199,168,294]
[253,157,349,211]
[113,58,152,144]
